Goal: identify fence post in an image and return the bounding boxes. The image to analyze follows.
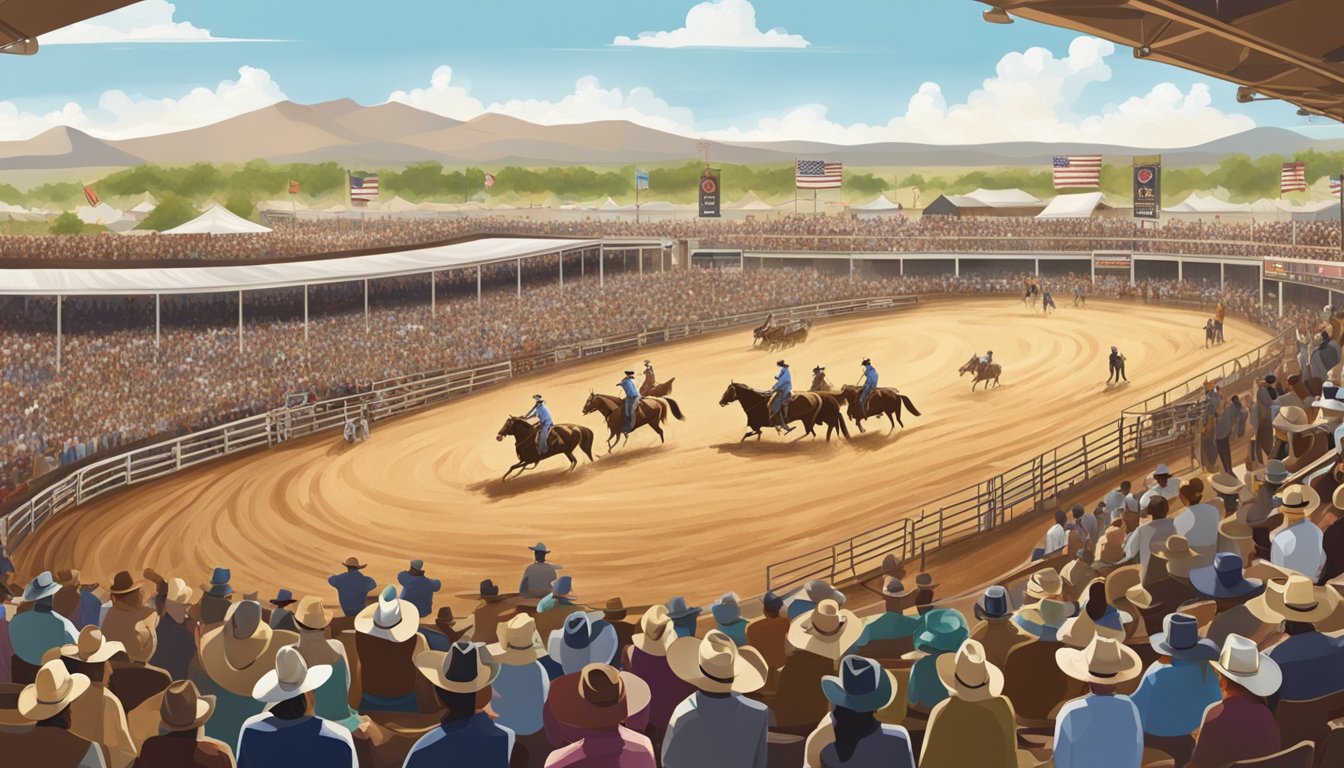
[1082,433,1090,481]
[125,454,132,483]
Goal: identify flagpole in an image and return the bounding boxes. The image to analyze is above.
[794,158,798,215]
[1339,174,1343,254]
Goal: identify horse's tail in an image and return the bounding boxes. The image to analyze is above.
[899,395,922,417]
[666,397,685,421]
[579,427,595,461]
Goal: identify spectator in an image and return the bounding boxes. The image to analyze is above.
[1270,484,1326,580]
[464,579,513,646]
[405,641,514,767]
[0,659,105,767]
[539,577,580,615]
[603,599,637,661]
[1060,548,1098,602]
[352,585,425,713]
[665,597,702,639]
[265,591,297,633]
[906,608,969,713]
[236,645,354,767]
[420,607,470,652]
[136,680,235,768]
[848,577,920,655]
[1073,504,1097,551]
[787,579,846,620]
[1128,613,1221,764]
[622,606,693,754]
[191,600,297,753]
[544,663,656,768]
[1215,396,1248,473]
[1188,634,1283,768]
[547,611,619,677]
[1128,495,1177,584]
[1057,580,1132,648]
[9,571,78,672]
[662,630,770,768]
[773,600,861,731]
[1174,479,1220,556]
[326,557,377,619]
[151,578,199,681]
[969,585,1032,670]
[805,655,915,768]
[1262,574,1344,709]
[1322,486,1344,583]
[99,572,157,660]
[396,559,441,618]
[1042,509,1070,557]
[198,569,234,625]
[920,640,1015,768]
[1103,481,1132,522]
[1052,637,1145,768]
[290,597,361,732]
[709,593,748,646]
[486,614,551,764]
[520,543,560,598]
[745,591,789,671]
[59,627,137,768]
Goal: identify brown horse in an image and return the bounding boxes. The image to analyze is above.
[758,320,811,351]
[640,377,675,397]
[581,392,685,451]
[958,356,1002,391]
[495,416,595,480]
[814,392,851,442]
[837,384,922,432]
[719,382,824,441]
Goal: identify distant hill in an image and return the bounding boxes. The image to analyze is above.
[0,99,1338,171]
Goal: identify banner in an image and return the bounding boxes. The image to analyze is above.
[635,168,649,191]
[1133,155,1161,219]
[699,168,721,218]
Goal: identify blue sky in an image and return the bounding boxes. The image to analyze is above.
[1,0,1335,146]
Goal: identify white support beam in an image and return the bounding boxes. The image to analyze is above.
[363,279,369,332]
[431,271,437,317]
[154,294,161,348]
[55,295,62,375]
[599,244,605,288]
[559,250,565,291]
[517,258,522,297]
[238,290,244,353]
[477,265,482,303]
[303,285,309,342]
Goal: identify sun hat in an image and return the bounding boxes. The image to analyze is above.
[251,645,332,703]
[159,680,215,732]
[549,612,619,674]
[1154,535,1200,579]
[1211,634,1282,697]
[1274,484,1320,519]
[18,661,91,721]
[1055,636,1142,686]
[1190,553,1264,599]
[603,598,627,620]
[667,629,768,694]
[632,605,676,657]
[528,542,550,554]
[1209,473,1245,495]
[1263,574,1341,624]
[354,586,420,643]
[293,596,332,631]
[711,593,743,626]
[974,586,1012,621]
[1025,568,1063,600]
[549,663,651,730]
[415,641,500,694]
[21,571,61,602]
[1149,613,1219,661]
[60,626,125,664]
[487,614,547,665]
[913,608,971,654]
[1273,406,1315,434]
[936,640,1005,702]
[787,599,864,659]
[823,655,898,712]
[269,589,296,607]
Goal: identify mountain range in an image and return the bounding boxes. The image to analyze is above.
[0,98,1339,172]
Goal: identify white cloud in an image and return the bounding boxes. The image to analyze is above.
[42,0,274,44]
[0,67,285,140]
[387,66,485,120]
[612,0,809,49]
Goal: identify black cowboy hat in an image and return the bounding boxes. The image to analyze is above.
[776,360,787,367]
[624,371,635,376]
[861,358,871,366]
[813,366,825,373]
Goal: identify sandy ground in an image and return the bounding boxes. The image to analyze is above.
[15,298,1269,610]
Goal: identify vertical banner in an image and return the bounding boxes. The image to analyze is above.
[1133,155,1161,220]
[699,168,721,218]
[635,168,649,191]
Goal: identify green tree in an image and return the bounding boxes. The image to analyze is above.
[139,194,198,231]
[49,211,84,235]
[224,193,255,221]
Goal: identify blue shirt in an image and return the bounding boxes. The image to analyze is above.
[76,589,103,629]
[663,692,769,768]
[773,368,792,392]
[405,712,514,768]
[715,619,749,646]
[397,571,442,618]
[819,722,915,768]
[1129,659,1222,737]
[619,378,639,398]
[786,599,815,621]
[863,366,878,387]
[7,603,78,665]
[525,402,553,424]
[327,570,378,617]
[1268,632,1344,708]
[1053,694,1144,768]
[236,713,356,768]
[490,661,549,736]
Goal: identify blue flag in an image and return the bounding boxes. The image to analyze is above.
[635,168,649,191]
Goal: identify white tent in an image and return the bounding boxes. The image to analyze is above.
[163,204,272,235]
[599,197,621,211]
[382,196,420,213]
[851,194,903,213]
[75,203,128,225]
[0,202,49,221]
[966,188,1043,206]
[1166,193,1250,214]
[1036,192,1110,219]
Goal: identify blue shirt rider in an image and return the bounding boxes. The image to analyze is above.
[619,371,640,434]
[771,360,794,433]
[978,350,993,367]
[859,358,878,415]
[523,394,553,455]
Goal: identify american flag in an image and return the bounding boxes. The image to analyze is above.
[350,173,380,200]
[1052,155,1102,188]
[796,160,843,189]
[1330,177,1341,197]
[1280,162,1307,193]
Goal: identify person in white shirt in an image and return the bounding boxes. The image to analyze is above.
[1044,509,1070,557]
[1103,481,1132,522]
[1270,484,1326,580]
[1173,478,1221,556]
[1139,464,1182,510]
[1126,496,1178,584]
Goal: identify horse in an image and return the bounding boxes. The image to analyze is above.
[752,313,774,347]
[582,392,685,451]
[640,376,675,397]
[1022,284,1039,309]
[837,384,921,433]
[495,416,595,480]
[814,392,851,442]
[958,356,1002,391]
[718,382,824,441]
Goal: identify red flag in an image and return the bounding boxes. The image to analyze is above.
[288,179,300,195]
[83,185,101,207]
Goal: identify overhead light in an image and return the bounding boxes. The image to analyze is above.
[1236,86,1258,103]
[982,8,1013,24]
[0,38,37,56]
[1135,45,1152,58]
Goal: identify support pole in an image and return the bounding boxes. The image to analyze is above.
[1279,285,1284,318]
[55,295,62,375]
[1220,262,1225,291]
[1178,260,1183,283]
[363,279,369,332]
[303,285,309,342]
[1130,258,1136,286]
[849,258,854,278]
[477,265,482,303]
[1035,258,1040,276]
[154,294,160,348]
[238,290,243,353]
[431,271,437,317]
[599,245,606,288]
[517,258,522,297]
[954,258,960,278]
[559,250,564,291]
[639,248,643,277]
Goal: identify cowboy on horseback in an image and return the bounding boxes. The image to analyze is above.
[523,394,553,455]
[641,360,656,394]
[769,360,795,433]
[618,370,640,435]
[859,358,878,417]
[810,365,830,392]
[978,350,993,368]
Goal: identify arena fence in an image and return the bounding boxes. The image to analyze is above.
[1,295,917,551]
[763,324,1296,593]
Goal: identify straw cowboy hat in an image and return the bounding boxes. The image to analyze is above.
[159,680,216,732]
[1025,568,1063,601]
[1055,636,1142,686]
[937,639,1005,702]
[1153,535,1200,579]
[415,641,500,694]
[788,599,863,659]
[488,614,547,665]
[252,645,332,703]
[166,578,194,605]
[548,611,618,673]
[22,571,61,602]
[824,655,898,712]
[60,626,125,664]
[198,601,296,695]
[293,596,332,632]
[1211,634,1282,697]
[1275,484,1321,519]
[1273,406,1315,435]
[341,556,366,570]
[549,663,652,731]
[1263,574,1342,624]
[18,661,91,721]
[668,629,768,694]
[632,605,676,657]
[354,586,420,643]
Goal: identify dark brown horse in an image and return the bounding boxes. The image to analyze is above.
[582,392,685,451]
[495,416,595,480]
[640,377,675,397]
[837,385,922,433]
[719,382,824,441]
[959,356,1002,391]
[759,320,811,351]
[814,392,851,442]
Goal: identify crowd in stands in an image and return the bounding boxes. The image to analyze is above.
[0,216,1339,264]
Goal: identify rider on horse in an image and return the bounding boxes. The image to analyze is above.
[619,370,640,435]
[978,350,993,368]
[769,360,794,433]
[641,360,656,394]
[524,394,553,455]
[810,365,829,391]
[859,358,878,416]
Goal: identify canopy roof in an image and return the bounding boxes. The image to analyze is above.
[0,237,602,296]
[852,194,902,212]
[1036,192,1110,219]
[75,203,126,225]
[163,204,272,235]
[2,0,140,54]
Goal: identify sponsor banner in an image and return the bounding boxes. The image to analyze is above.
[699,168,721,218]
[1094,255,1132,269]
[1133,158,1160,219]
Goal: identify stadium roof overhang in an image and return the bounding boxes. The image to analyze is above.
[0,237,604,296]
[977,0,1344,123]
[0,1,142,55]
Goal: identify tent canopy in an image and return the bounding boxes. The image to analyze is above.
[163,204,272,235]
[851,194,902,212]
[1036,192,1110,219]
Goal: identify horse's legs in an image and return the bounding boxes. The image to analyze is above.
[565,450,577,471]
[502,460,528,481]
[888,411,896,430]
[652,421,665,443]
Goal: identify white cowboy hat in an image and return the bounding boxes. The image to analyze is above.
[547,611,618,675]
[18,661,91,721]
[667,630,768,694]
[487,614,547,666]
[251,645,332,703]
[1025,568,1063,600]
[787,599,863,660]
[1262,575,1342,624]
[1273,406,1316,434]
[60,626,125,664]
[1055,636,1142,686]
[936,640,1004,702]
[354,585,420,643]
[1211,634,1282,697]
[1274,484,1321,519]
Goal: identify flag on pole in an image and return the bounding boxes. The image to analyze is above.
[1280,162,1307,193]
[483,173,495,189]
[795,160,843,189]
[1052,155,1102,188]
[1330,177,1341,197]
[288,179,300,195]
[349,173,380,200]
[82,185,100,207]
[635,168,649,191]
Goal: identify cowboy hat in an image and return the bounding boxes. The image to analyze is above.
[196,601,294,696]
[166,578,194,605]
[1055,636,1142,686]
[293,596,331,632]
[776,360,787,367]
[202,567,232,598]
[803,579,847,606]
[1263,574,1341,624]
[1125,583,1157,611]
[665,595,700,620]
[60,626,125,664]
[881,577,911,600]
[861,358,872,366]
[813,366,825,374]
[21,571,61,602]
[1154,535,1199,563]
[252,645,332,703]
[1149,613,1218,661]
[1273,406,1316,434]
[269,589,296,607]
[108,570,141,596]
[824,655,898,712]
[1218,515,1254,542]
[159,680,216,732]
[623,370,635,376]
[354,586,420,643]
[1015,599,1079,632]
[1274,484,1320,519]
[548,612,618,674]
[533,394,544,401]
[913,608,971,654]
[1025,568,1063,600]
[1211,634,1282,697]
[550,663,651,731]
[1255,460,1290,486]
[1209,472,1245,496]
[711,593,743,626]
[974,586,1012,621]
[936,640,1005,702]
[914,573,938,591]
[1191,553,1264,599]
[632,605,675,657]
[528,542,550,554]
[1154,464,1173,478]
[408,559,426,574]
[341,556,366,570]
[488,614,547,665]
[456,579,514,600]
[18,661,91,721]
[788,599,863,660]
[668,630,768,694]
[603,598,627,620]
[415,641,499,694]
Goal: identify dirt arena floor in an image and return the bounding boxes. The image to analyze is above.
[15,298,1270,610]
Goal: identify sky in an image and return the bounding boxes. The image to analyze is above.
[0,0,1338,147]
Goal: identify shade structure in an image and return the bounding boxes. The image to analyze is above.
[1036,192,1110,219]
[162,204,272,235]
